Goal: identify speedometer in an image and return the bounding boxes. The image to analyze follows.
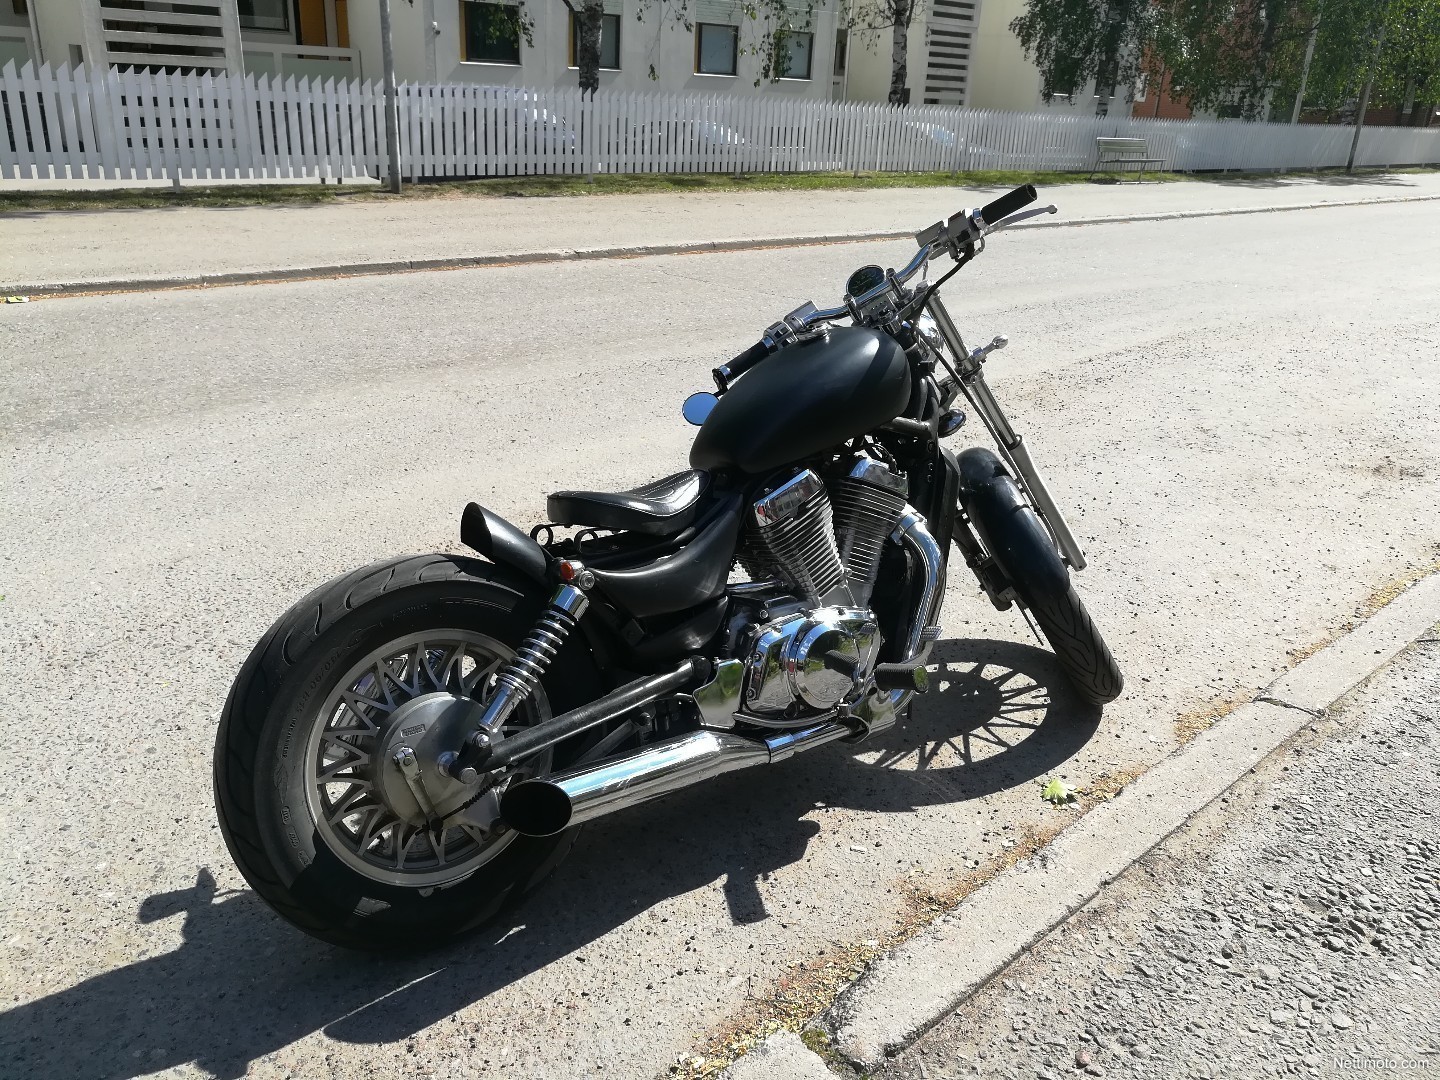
[846,264,886,298]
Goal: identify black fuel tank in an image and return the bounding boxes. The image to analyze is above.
[689,326,911,475]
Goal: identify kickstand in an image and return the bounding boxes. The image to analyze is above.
[1019,605,1045,648]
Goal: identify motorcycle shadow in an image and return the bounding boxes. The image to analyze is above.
[0,638,1099,1080]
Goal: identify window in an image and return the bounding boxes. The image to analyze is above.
[569,11,620,70]
[832,28,847,76]
[13,0,27,15]
[778,31,812,79]
[695,23,737,76]
[237,0,289,32]
[463,1,522,65]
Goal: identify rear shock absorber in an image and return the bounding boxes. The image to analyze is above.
[439,567,592,782]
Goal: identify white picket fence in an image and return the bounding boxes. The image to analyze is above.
[3,59,1440,183]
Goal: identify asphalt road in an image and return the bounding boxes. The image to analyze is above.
[2,197,1439,1080]
[877,629,1440,1080]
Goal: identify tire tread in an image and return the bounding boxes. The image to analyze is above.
[213,553,534,948]
[1025,584,1124,705]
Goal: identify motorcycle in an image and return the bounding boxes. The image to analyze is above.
[213,184,1122,950]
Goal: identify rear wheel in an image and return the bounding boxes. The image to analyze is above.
[212,554,604,950]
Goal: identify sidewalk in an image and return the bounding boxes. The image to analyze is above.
[4,171,1439,293]
[876,627,1440,1080]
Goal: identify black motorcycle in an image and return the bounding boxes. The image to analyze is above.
[213,184,1122,950]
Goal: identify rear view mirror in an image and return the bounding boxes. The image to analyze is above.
[682,393,718,426]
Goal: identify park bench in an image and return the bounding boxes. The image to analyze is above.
[1090,136,1166,183]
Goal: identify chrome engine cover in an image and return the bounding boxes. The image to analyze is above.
[742,607,881,718]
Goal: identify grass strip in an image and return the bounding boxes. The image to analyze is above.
[4,165,1432,213]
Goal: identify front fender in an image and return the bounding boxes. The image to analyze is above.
[460,502,553,586]
[956,447,1069,602]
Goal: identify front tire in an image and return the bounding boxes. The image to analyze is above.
[1020,580,1123,706]
[958,450,1123,707]
[212,554,603,950]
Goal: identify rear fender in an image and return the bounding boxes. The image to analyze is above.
[460,502,553,586]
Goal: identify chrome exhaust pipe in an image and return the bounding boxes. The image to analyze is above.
[500,720,853,837]
[857,509,947,734]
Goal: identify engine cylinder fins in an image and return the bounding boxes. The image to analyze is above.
[742,469,848,606]
[829,456,910,608]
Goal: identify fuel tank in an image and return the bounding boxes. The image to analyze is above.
[689,326,911,475]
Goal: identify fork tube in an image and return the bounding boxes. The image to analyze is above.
[925,295,1089,572]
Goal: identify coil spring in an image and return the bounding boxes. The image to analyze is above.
[493,606,579,700]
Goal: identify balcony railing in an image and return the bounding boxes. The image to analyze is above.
[242,42,359,80]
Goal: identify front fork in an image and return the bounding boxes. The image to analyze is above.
[924,294,1088,572]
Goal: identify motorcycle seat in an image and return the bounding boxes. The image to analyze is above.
[548,469,711,537]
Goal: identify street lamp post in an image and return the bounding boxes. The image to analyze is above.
[379,0,402,193]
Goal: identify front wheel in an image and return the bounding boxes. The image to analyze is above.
[958,449,1123,707]
[212,553,603,950]
[1020,580,1123,706]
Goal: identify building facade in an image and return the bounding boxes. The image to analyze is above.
[0,0,997,109]
[0,0,859,101]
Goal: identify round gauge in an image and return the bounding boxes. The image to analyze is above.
[846,264,886,298]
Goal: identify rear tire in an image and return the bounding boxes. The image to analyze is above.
[212,553,603,951]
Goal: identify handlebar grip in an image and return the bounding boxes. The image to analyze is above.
[979,184,1037,226]
[713,340,773,392]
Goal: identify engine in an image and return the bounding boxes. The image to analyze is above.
[733,455,911,721]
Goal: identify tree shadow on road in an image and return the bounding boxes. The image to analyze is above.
[1189,170,1424,189]
[0,637,1099,1080]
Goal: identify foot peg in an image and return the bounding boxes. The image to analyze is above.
[873,663,930,694]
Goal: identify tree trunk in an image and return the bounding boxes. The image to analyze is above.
[576,0,604,98]
[1291,0,1322,124]
[1346,27,1384,173]
[888,0,911,106]
[1400,71,1417,124]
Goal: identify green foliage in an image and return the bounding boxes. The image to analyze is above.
[1154,0,1316,119]
[1041,778,1077,805]
[1011,0,1440,121]
[1010,0,1155,107]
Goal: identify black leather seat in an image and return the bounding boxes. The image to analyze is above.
[547,469,711,537]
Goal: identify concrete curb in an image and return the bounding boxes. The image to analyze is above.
[9,191,1440,299]
[722,569,1440,1077]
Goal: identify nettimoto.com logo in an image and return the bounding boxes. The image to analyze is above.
[1333,1054,1440,1073]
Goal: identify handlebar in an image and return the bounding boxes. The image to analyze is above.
[712,339,774,392]
[714,186,1056,388]
[979,184,1037,227]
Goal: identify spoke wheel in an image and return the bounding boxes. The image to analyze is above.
[214,554,607,950]
[303,630,552,888]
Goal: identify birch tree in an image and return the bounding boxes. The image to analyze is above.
[570,0,606,96]
[850,0,921,104]
[1009,0,1154,114]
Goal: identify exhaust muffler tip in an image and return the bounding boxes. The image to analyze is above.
[500,780,574,837]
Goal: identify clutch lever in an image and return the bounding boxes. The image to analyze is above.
[986,204,1059,232]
